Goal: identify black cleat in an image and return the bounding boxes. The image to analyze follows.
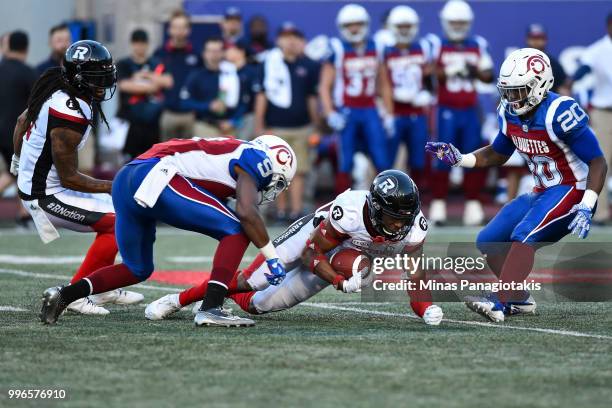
[40,286,68,324]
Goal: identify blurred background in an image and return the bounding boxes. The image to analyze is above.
[0,0,610,227]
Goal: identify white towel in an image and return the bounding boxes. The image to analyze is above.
[263,48,292,108]
[24,200,60,244]
[133,159,178,208]
[219,61,240,109]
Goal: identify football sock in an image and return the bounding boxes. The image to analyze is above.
[70,232,118,283]
[497,242,536,303]
[179,273,240,307]
[229,291,257,313]
[430,171,450,199]
[200,233,249,310]
[464,170,487,200]
[61,263,142,305]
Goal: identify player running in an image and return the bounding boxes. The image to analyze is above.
[147,170,444,326]
[426,48,608,322]
[380,5,434,189]
[427,0,494,226]
[40,135,296,326]
[12,40,143,316]
[319,4,390,193]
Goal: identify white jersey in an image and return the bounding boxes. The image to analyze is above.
[326,190,428,257]
[18,90,92,199]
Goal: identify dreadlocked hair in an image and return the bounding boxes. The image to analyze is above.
[25,67,109,131]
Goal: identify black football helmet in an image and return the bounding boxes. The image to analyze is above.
[367,170,421,241]
[63,40,117,101]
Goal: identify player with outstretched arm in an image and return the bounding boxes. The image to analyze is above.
[426,48,608,322]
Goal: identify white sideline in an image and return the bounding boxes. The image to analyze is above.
[0,254,253,265]
[1,267,612,340]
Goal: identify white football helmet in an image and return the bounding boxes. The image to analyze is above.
[497,48,554,116]
[440,0,473,41]
[252,135,297,204]
[336,4,370,43]
[388,6,419,45]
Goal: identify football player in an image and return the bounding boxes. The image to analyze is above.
[380,5,433,189]
[428,0,494,225]
[147,170,444,326]
[12,40,143,316]
[40,135,296,326]
[426,48,608,322]
[319,4,390,193]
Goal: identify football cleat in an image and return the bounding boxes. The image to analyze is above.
[40,286,68,324]
[463,200,484,226]
[505,295,537,316]
[429,199,447,225]
[67,297,110,316]
[194,306,255,327]
[465,294,505,323]
[191,300,203,315]
[90,289,144,306]
[145,294,182,320]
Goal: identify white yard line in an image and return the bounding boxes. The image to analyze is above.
[2,267,611,340]
[0,306,27,312]
[0,254,253,265]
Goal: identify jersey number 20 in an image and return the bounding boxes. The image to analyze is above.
[557,102,586,132]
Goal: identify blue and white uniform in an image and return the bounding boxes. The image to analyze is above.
[477,93,603,246]
[113,137,274,278]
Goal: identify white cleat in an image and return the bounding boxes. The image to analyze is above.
[90,289,144,306]
[465,296,505,323]
[191,300,203,315]
[67,297,110,316]
[506,295,537,316]
[429,199,447,225]
[463,200,484,226]
[145,294,182,321]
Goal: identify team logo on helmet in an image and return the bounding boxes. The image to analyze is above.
[526,54,549,74]
[271,145,294,167]
[71,44,92,61]
[376,176,399,196]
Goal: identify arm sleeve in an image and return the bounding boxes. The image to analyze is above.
[491,131,516,156]
[553,98,603,163]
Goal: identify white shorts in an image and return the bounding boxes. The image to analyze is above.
[22,189,115,243]
[246,213,335,314]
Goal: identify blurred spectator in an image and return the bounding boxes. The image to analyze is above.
[36,23,71,75]
[0,32,9,56]
[525,24,569,94]
[154,9,201,140]
[225,42,260,139]
[567,14,612,223]
[255,22,320,221]
[181,37,245,138]
[116,29,172,160]
[246,15,271,62]
[222,7,244,48]
[0,31,37,226]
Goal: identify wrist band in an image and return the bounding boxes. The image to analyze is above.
[260,241,278,260]
[459,153,476,168]
[581,189,598,210]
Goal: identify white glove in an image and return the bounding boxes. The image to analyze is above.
[327,111,346,132]
[422,305,443,326]
[342,272,362,293]
[444,60,467,77]
[9,154,19,176]
[383,114,395,137]
[412,90,433,107]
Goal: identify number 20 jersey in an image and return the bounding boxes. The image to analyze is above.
[496,93,594,192]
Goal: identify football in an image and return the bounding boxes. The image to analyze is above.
[329,248,371,278]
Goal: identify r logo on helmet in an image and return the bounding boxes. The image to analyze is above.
[377,176,398,196]
[71,45,91,61]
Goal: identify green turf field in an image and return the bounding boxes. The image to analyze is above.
[1,227,612,408]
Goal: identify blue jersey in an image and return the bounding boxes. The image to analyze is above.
[492,93,603,192]
[136,137,273,198]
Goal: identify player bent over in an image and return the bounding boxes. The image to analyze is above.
[40,135,296,326]
[13,40,143,316]
[147,170,444,326]
[426,48,608,322]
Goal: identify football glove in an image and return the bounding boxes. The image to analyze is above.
[265,258,286,286]
[9,154,19,176]
[383,114,395,138]
[568,203,592,239]
[342,271,362,293]
[422,305,443,326]
[425,142,463,167]
[327,111,346,132]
